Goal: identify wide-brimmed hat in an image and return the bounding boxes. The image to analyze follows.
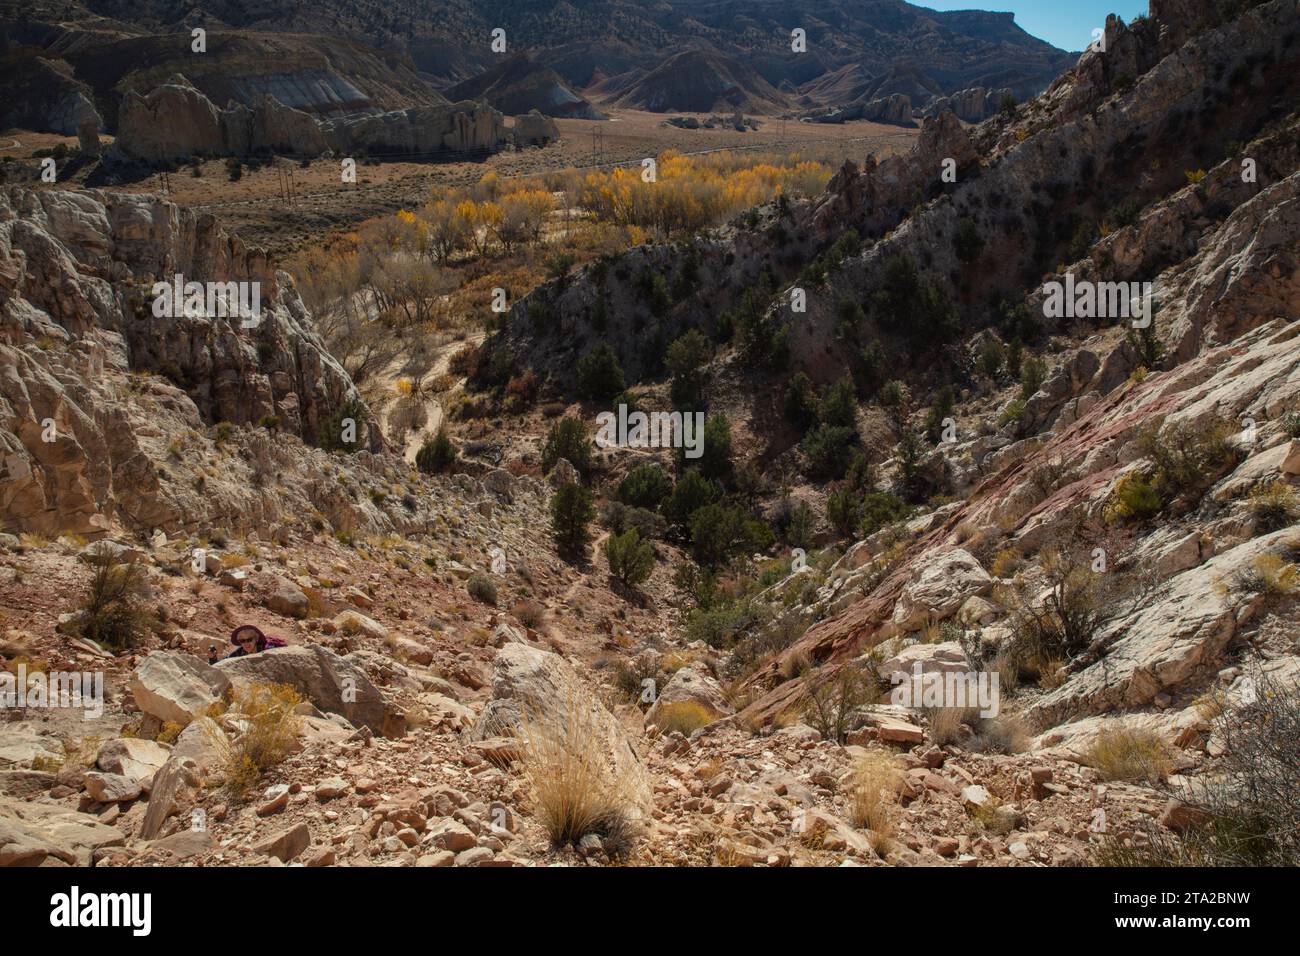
[230,624,266,647]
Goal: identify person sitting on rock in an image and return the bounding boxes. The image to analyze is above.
[224,624,286,659]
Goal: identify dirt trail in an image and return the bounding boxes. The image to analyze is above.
[371,330,485,464]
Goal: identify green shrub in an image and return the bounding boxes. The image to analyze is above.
[954,217,984,262]
[1019,356,1048,398]
[835,297,866,342]
[870,253,960,352]
[467,573,498,606]
[879,379,908,431]
[782,500,817,549]
[978,339,1004,379]
[79,559,152,651]
[856,342,887,397]
[802,665,880,745]
[1094,671,1300,867]
[1106,472,1163,522]
[998,398,1027,427]
[1248,481,1299,533]
[827,487,861,537]
[697,413,733,482]
[663,469,721,530]
[923,385,955,444]
[604,529,655,587]
[666,329,711,407]
[689,504,770,567]
[415,427,456,473]
[316,398,369,453]
[802,424,857,480]
[1067,219,1097,262]
[618,463,671,510]
[1136,416,1237,502]
[600,501,664,540]
[818,376,858,430]
[730,282,788,369]
[576,343,626,400]
[542,417,592,477]
[634,269,671,316]
[784,372,819,432]
[858,492,911,538]
[550,482,595,557]
[684,598,764,648]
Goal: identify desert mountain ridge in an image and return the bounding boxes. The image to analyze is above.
[0,0,1297,874]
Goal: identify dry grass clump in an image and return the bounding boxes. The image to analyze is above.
[511,599,546,629]
[925,706,980,747]
[989,547,1022,579]
[466,573,498,606]
[211,682,303,797]
[1083,725,1174,783]
[1237,552,1298,598]
[967,713,1030,754]
[847,748,902,851]
[517,699,641,858]
[777,649,812,682]
[1248,481,1298,533]
[1093,672,1300,866]
[651,700,715,736]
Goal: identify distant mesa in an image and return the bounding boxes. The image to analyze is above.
[603,50,792,115]
[445,53,607,120]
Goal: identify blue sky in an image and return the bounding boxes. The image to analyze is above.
[919,0,1150,51]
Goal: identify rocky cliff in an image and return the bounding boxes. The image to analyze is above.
[110,74,555,164]
[0,187,383,538]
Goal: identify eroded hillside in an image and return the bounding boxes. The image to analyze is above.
[1,0,1297,870]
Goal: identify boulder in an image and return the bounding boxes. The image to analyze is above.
[1029,529,1300,726]
[216,644,391,734]
[886,549,992,635]
[0,797,125,866]
[82,771,142,803]
[128,652,232,726]
[78,540,145,565]
[879,640,973,678]
[0,770,56,799]
[262,575,309,618]
[334,609,388,641]
[254,822,311,862]
[547,458,579,486]
[425,818,477,852]
[113,75,223,162]
[138,756,202,841]
[96,738,170,788]
[322,101,505,157]
[646,665,733,728]
[151,828,215,860]
[481,468,516,499]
